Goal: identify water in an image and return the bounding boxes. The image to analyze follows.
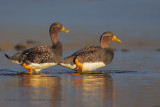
[0,72,112,107]
[0,50,160,107]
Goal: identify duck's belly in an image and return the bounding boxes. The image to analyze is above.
[82,62,106,71]
[29,62,57,71]
[60,62,105,72]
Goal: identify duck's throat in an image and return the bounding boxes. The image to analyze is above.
[50,32,59,44]
[101,42,110,48]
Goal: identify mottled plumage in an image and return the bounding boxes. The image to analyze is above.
[20,44,62,64]
[61,46,114,65]
[5,22,69,73]
[60,32,121,72]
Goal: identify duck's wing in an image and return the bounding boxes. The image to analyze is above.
[76,47,114,64]
[75,47,106,63]
[60,46,102,64]
[19,45,57,64]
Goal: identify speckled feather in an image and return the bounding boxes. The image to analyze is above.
[5,42,62,65]
[60,46,114,65]
[19,43,62,65]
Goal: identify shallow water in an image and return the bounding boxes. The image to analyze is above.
[0,50,160,107]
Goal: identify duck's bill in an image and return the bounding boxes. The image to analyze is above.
[112,35,122,43]
[60,26,69,33]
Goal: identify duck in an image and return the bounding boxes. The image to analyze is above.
[5,22,69,74]
[59,32,121,73]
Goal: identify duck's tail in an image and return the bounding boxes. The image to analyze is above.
[59,56,76,70]
[4,53,20,64]
[4,53,12,60]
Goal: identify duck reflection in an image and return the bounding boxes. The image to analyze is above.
[61,72,113,107]
[17,72,113,107]
[19,73,61,107]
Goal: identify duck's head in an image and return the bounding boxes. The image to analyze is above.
[100,32,121,48]
[49,22,69,34]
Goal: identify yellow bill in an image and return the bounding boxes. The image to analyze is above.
[112,35,122,43]
[60,26,69,33]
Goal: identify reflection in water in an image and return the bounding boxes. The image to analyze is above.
[61,72,113,107]
[0,72,113,107]
[19,74,61,107]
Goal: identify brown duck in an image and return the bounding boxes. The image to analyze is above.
[59,32,121,73]
[5,22,69,74]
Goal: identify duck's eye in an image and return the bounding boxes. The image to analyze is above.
[108,33,111,36]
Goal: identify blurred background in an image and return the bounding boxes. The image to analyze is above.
[0,0,160,52]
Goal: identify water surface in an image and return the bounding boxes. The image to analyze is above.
[0,50,160,107]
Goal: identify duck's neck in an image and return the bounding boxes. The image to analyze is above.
[50,32,59,45]
[101,41,110,48]
[50,32,62,62]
